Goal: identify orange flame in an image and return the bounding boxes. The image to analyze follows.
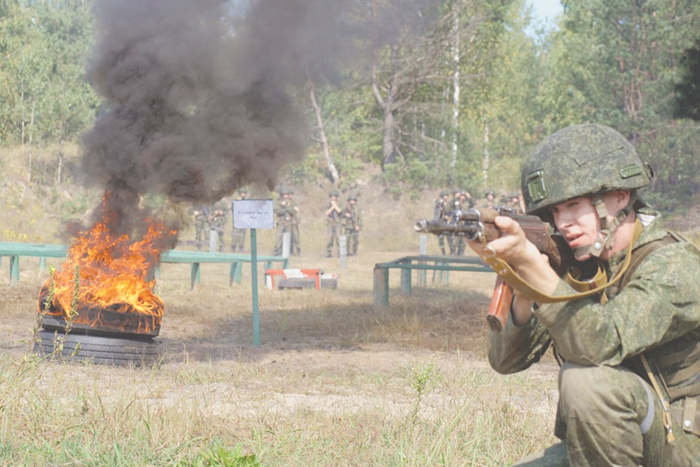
[39,194,176,334]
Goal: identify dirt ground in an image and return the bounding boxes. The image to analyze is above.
[0,250,560,423]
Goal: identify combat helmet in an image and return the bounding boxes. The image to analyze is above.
[347,194,357,201]
[439,189,449,197]
[329,189,340,197]
[521,123,653,257]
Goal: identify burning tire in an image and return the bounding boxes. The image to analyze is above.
[34,330,161,366]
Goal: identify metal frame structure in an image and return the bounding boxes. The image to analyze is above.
[373,255,493,306]
[0,242,288,289]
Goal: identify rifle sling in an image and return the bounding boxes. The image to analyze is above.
[483,219,643,304]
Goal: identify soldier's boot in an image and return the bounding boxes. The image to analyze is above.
[326,251,332,258]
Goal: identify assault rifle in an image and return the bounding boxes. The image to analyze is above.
[414,207,575,332]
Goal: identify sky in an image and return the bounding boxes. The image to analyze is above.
[528,0,564,25]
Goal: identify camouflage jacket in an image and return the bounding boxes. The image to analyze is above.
[488,211,700,402]
[342,204,361,231]
[289,200,300,225]
[325,202,342,225]
[273,199,292,224]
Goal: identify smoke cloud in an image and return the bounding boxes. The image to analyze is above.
[80,0,347,233]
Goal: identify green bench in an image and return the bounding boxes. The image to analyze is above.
[0,242,287,289]
[373,255,494,306]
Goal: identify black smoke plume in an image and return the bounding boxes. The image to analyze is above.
[80,0,346,236]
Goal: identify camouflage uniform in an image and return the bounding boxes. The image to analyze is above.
[288,188,301,256]
[325,190,343,257]
[230,188,247,252]
[477,189,496,209]
[342,195,362,256]
[209,203,227,252]
[193,206,210,250]
[489,124,700,466]
[434,190,451,255]
[447,189,462,255]
[272,188,292,256]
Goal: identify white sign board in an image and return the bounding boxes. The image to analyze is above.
[233,199,274,229]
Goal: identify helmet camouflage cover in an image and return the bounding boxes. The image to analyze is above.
[521,124,652,217]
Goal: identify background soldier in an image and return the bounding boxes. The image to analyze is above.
[460,188,475,209]
[447,188,462,255]
[477,189,496,209]
[272,187,292,256]
[342,194,362,256]
[193,205,210,250]
[508,192,524,214]
[209,202,227,252]
[325,190,343,257]
[288,187,301,255]
[433,190,451,255]
[230,187,248,252]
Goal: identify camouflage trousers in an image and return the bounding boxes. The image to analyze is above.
[513,363,700,466]
[343,229,358,255]
[273,222,289,256]
[291,224,300,255]
[195,221,207,250]
[231,228,246,252]
[326,223,339,256]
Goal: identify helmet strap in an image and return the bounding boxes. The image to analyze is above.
[572,192,637,259]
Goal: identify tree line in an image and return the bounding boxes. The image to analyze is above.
[1,0,699,210]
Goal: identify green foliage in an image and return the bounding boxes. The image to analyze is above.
[0,0,99,145]
[541,0,700,208]
[189,442,260,467]
[674,39,700,121]
[0,0,698,209]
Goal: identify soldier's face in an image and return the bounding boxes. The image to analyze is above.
[551,192,629,261]
[551,197,599,260]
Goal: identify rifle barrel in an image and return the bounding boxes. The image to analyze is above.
[414,219,479,238]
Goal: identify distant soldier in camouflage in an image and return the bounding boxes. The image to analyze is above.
[209,202,227,252]
[460,188,475,210]
[193,206,210,250]
[477,189,496,209]
[433,190,451,255]
[288,187,301,256]
[342,194,362,256]
[508,192,524,215]
[446,188,462,255]
[468,124,700,465]
[230,187,248,252]
[325,190,343,257]
[272,187,292,256]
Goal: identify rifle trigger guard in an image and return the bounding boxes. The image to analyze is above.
[468,208,486,243]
